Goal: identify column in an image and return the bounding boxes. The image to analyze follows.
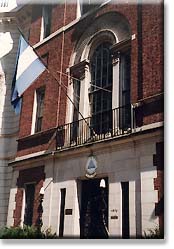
[70,60,90,142]
[111,51,120,133]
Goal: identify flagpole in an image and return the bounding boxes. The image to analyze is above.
[15,24,96,137]
[56,0,66,128]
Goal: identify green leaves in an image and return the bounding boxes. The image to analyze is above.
[0,225,58,239]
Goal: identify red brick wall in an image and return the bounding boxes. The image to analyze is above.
[29,5,42,45]
[13,188,24,227]
[29,2,77,46]
[17,128,56,157]
[13,166,45,227]
[142,4,164,99]
[51,3,77,31]
[51,4,65,33]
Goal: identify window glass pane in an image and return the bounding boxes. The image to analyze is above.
[43,5,52,38]
[121,51,131,92]
[90,42,113,134]
[35,87,45,133]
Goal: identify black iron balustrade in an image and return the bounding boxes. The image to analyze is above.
[56,105,134,150]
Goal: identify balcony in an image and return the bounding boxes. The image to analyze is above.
[15,94,163,156]
[56,105,134,151]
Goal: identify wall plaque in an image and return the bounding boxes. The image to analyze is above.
[65,209,73,215]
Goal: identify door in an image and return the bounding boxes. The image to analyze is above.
[80,178,108,239]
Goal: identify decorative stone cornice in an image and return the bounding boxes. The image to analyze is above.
[0,16,15,24]
[110,38,131,55]
[112,56,120,66]
[70,59,89,80]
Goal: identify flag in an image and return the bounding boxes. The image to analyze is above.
[11,35,46,114]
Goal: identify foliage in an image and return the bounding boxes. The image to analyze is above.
[143,227,164,239]
[0,225,58,239]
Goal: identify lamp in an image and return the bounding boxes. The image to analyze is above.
[39,187,45,196]
[100,179,106,188]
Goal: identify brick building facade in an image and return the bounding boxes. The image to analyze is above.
[6,0,163,238]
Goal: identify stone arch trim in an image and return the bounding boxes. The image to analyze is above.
[71,11,132,66]
[81,29,117,61]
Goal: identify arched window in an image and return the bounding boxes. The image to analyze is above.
[89,42,113,134]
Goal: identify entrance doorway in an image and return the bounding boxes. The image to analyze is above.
[80,177,108,239]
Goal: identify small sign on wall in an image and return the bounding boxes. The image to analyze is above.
[65,209,73,215]
[111,215,118,220]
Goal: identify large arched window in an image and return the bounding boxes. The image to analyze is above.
[89,42,113,134]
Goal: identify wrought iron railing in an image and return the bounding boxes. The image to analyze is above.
[56,105,134,150]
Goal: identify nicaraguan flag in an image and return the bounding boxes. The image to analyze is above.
[11,35,46,114]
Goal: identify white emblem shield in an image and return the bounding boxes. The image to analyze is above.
[85,156,97,178]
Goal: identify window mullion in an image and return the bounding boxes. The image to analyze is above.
[101,45,103,88]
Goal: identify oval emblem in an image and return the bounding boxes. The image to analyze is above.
[85,156,97,178]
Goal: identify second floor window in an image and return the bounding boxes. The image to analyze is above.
[35,87,45,133]
[41,5,52,40]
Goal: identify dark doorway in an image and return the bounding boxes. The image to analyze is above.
[59,188,66,238]
[24,183,35,226]
[80,177,108,239]
[121,182,130,238]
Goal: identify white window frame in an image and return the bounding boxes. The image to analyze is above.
[40,5,52,41]
[20,188,25,228]
[31,90,37,135]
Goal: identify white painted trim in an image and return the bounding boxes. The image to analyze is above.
[76,0,81,19]
[40,7,44,42]
[31,90,37,135]
[81,29,117,61]
[112,57,120,109]
[20,188,25,228]
[129,181,136,237]
[133,121,164,133]
[78,64,90,119]
[13,150,47,163]
[65,73,74,124]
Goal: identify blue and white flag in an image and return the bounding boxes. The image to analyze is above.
[11,35,46,114]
